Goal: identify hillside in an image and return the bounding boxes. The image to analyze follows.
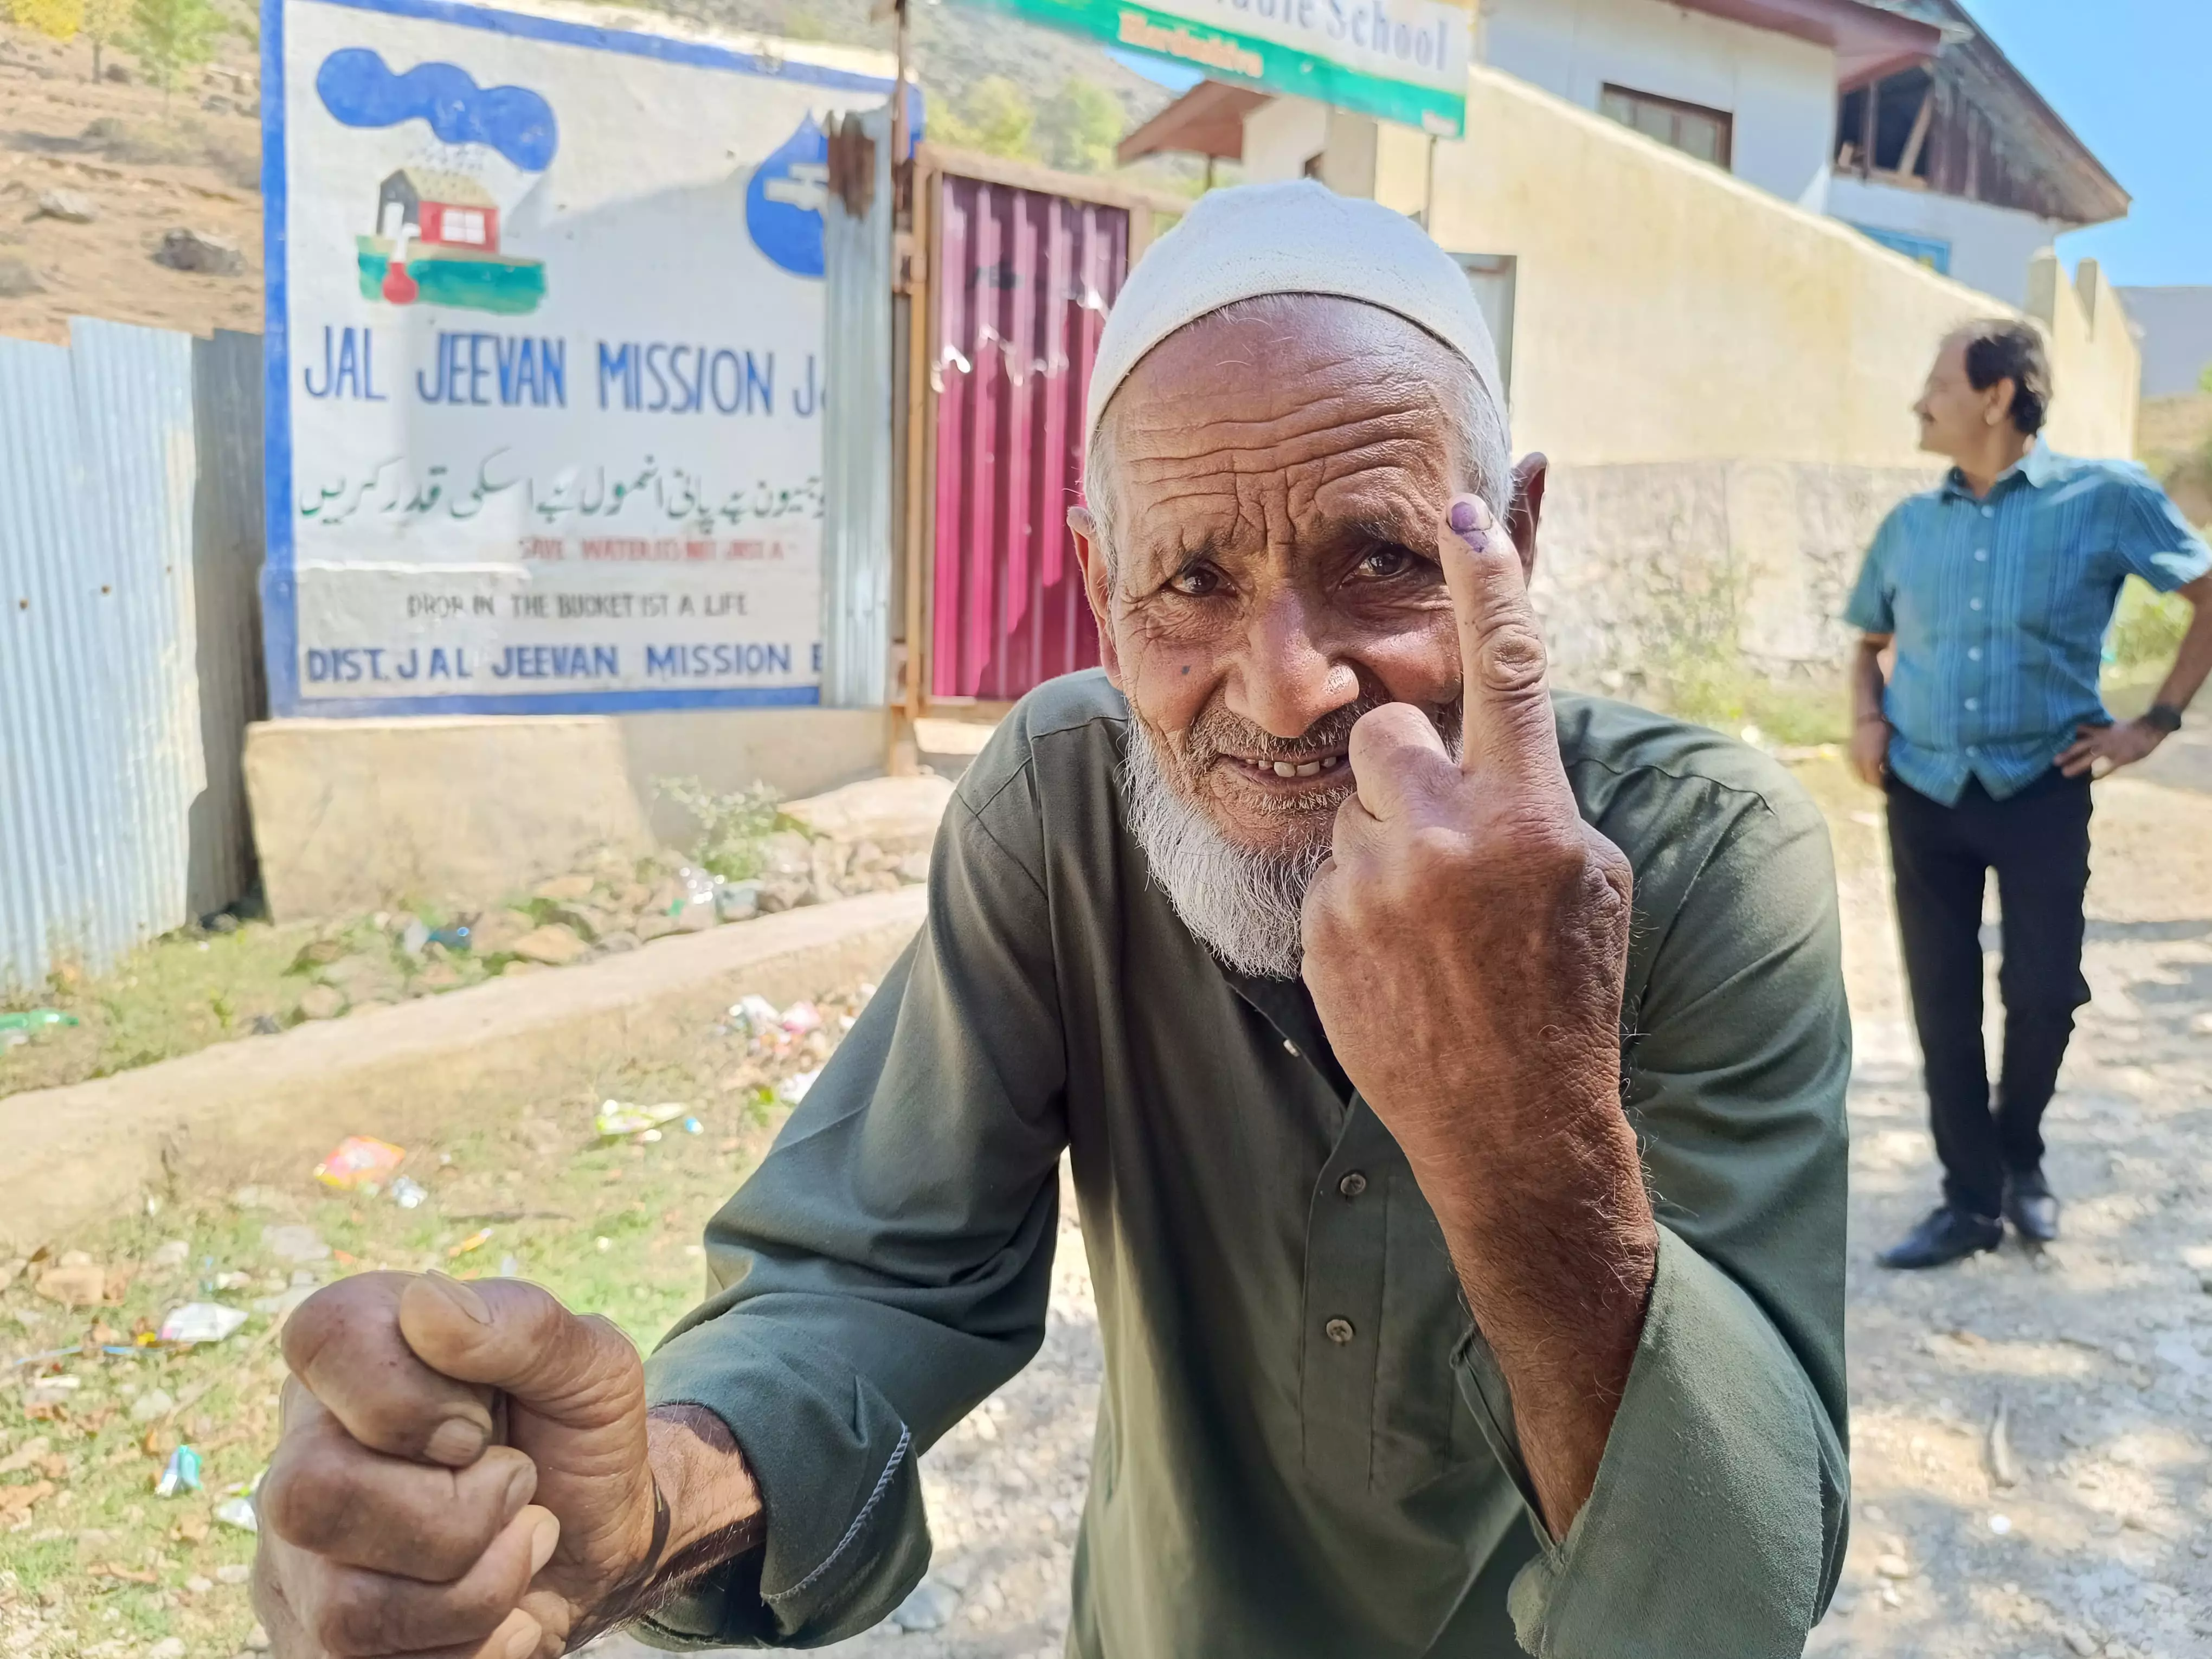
[2139,390,2212,526]
[0,22,263,345]
[695,0,1179,133]
[0,1,1187,348]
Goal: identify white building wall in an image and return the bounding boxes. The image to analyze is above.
[1241,95,1332,183]
[1824,175,2063,309]
[1477,0,1837,207]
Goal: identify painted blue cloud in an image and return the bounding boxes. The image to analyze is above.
[316,49,558,173]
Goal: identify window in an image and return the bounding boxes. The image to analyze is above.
[1598,84,1733,170]
[439,208,486,245]
[1835,69,1935,184]
[1851,223,1951,275]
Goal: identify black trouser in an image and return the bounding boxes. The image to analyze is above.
[1885,768,2093,1219]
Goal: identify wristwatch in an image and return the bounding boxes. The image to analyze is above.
[2144,703,2184,735]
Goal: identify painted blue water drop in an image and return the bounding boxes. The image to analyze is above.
[745,113,829,280]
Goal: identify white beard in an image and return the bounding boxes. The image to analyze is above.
[1120,721,1334,981]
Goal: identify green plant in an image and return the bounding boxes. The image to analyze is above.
[935,75,1035,161]
[9,0,85,46]
[1650,642,1851,749]
[82,0,127,79]
[124,0,219,92]
[1036,76,1122,173]
[2106,574,2190,673]
[657,776,786,882]
[779,0,830,41]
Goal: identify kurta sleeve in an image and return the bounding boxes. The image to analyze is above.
[638,748,1068,1648]
[1468,768,1852,1658]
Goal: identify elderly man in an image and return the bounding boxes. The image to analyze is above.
[253,183,1849,1659]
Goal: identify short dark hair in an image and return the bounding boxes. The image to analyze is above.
[1956,319,2052,435]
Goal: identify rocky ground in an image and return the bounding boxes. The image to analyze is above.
[588,754,2212,1659]
[0,23,263,348]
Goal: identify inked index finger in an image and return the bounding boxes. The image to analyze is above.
[1440,493,1570,795]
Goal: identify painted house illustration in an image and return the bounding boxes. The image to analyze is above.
[377,168,500,252]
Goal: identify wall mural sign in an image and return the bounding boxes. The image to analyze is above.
[958,0,1468,136]
[263,0,907,714]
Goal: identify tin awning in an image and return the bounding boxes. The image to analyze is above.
[1116,80,1270,165]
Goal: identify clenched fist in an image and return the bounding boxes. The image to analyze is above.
[253,1273,724,1658]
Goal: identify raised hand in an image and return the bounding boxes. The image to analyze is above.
[253,1273,665,1658]
[1298,490,1654,1534]
[1299,490,1635,1172]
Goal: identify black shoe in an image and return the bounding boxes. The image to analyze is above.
[1877,1205,2003,1270]
[2002,1168,2060,1243]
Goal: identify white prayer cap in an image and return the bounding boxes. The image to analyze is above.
[1084,179,1503,455]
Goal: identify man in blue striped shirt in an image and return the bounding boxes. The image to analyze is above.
[1846,319,2212,1270]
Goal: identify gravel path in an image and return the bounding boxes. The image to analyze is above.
[596,763,2212,1659]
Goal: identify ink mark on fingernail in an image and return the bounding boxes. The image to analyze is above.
[1448,499,1478,535]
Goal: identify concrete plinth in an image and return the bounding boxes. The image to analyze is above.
[245,707,890,922]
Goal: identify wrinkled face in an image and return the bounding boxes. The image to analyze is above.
[1073,297,1488,865]
[1914,335,2010,459]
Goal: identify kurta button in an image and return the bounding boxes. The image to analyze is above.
[1338,1171,1367,1199]
[1283,1038,1299,1057]
[1324,1317,1355,1345]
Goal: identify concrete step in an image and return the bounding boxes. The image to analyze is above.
[1,889,926,1252]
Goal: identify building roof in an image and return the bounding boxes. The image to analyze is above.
[384,168,499,208]
[1857,0,2127,224]
[1119,0,2123,229]
[1118,0,1939,166]
[1669,0,1939,86]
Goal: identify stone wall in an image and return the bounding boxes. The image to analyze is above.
[1531,460,1939,699]
[245,706,890,922]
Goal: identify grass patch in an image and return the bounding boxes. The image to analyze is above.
[0,841,728,1102]
[1,923,319,1099]
[1644,646,1851,749]
[0,985,865,1659]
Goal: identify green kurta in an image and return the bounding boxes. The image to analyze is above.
[642,671,1851,1657]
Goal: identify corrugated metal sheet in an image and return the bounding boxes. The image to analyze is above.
[189,331,268,914]
[819,105,896,709]
[0,319,263,991]
[930,176,1129,702]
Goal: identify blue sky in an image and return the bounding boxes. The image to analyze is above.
[1970,0,2209,287]
[1107,47,1202,94]
[1113,5,2204,289]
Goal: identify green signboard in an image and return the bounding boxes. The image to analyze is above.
[958,0,1470,137]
